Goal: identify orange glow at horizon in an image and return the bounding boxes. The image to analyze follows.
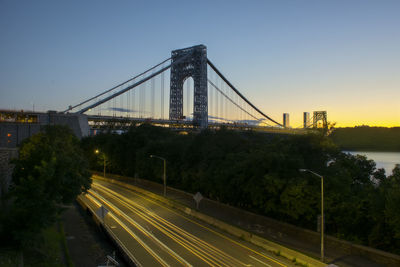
[262,109,399,129]
[327,109,399,128]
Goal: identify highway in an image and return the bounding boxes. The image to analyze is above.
[79,178,296,266]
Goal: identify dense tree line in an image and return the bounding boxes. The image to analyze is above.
[330,126,400,151]
[82,124,400,254]
[0,126,91,248]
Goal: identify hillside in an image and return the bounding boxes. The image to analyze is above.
[330,126,400,151]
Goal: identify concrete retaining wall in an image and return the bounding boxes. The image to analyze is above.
[0,112,89,148]
[0,123,41,147]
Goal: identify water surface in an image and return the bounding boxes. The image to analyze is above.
[344,151,400,175]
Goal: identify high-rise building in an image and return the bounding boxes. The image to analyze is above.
[283,113,290,128]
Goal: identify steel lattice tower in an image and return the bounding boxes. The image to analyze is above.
[169,45,208,128]
[313,111,328,128]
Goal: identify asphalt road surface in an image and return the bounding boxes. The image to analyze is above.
[79,179,296,267]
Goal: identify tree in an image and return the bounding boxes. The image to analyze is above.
[385,165,400,239]
[78,124,400,253]
[1,125,91,247]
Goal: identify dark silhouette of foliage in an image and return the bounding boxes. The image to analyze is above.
[330,126,400,151]
[1,125,91,247]
[81,124,400,254]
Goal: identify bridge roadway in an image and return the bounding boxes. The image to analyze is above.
[80,178,295,266]
[87,115,306,134]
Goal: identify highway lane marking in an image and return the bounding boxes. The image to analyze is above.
[107,212,169,267]
[85,193,102,207]
[249,255,272,267]
[91,187,223,266]
[93,183,249,267]
[89,190,192,267]
[94,183,246,266]
[93,183,248,266]
[83,194,167,266]
[104,219,145,267]
[93,183,259,267]
[79,195,145,267]
[94,179,288,267]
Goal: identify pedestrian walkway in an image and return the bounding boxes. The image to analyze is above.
[62,203,127,267]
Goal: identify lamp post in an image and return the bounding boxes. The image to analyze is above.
[299,168,324,262]
[150,155,166,197]
[95,149,106,178]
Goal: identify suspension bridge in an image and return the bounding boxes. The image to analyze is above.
[1,44,328,146]
[62,45,325,133]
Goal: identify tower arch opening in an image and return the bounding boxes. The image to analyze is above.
[183,76,194,121]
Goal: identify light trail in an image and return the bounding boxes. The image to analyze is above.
[85,193,102,207]
[88,189,191,266]
[92,183,249,266]
[80,195,146,266]
[93,187,246,266]
[90,186,227,266]
[249,255,272,267]
[93,183,250,266]
[93,179,287,267]
[107,212,170,267]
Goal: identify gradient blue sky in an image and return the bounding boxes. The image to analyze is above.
[1,0,399,127]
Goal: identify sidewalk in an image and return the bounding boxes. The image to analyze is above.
[98,172,388,267]
[62,203,128,267]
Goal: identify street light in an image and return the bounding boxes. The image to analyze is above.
[299,168,325,262]
[95,149,106,178]
[150,155,166,197]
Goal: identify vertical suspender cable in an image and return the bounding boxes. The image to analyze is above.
[132,83,135,118]
[161,68,165,120]
[220,79,223,121]
[151,71,155,118]
[224,83,227,122]
[209,68,213,119]
[139,84,142,118]
[127,88,130,118]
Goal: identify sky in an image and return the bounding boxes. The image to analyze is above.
[0,0,399,127]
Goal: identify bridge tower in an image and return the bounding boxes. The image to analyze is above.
[313,111,328,128]
[169,45,208,128]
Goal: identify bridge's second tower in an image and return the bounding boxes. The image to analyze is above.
[169,45,208,128]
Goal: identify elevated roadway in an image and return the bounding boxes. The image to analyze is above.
[87,115,307,134]
[79,178,299,266]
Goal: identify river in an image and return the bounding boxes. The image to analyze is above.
[344,151,400,175]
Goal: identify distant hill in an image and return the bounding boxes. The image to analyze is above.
[330,126,400,151]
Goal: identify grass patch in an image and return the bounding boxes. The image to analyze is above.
[58,221,74,267]
[0,221,71,267]
[0,248,21,267]
[23,224,64,266]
